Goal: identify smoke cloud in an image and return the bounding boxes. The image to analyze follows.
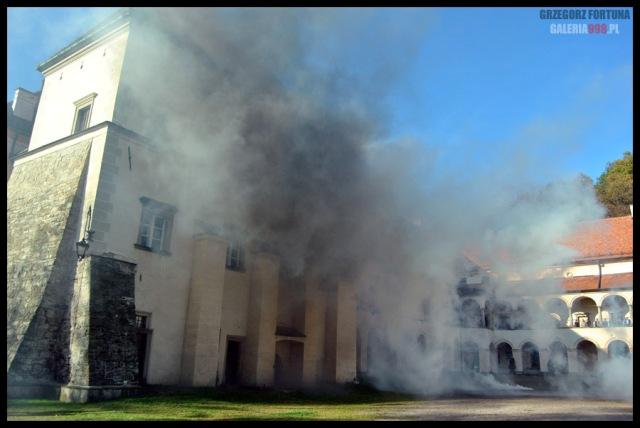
[113,8,622,398]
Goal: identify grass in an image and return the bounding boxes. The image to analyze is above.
[6,385,419,421]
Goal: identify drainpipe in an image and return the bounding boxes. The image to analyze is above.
[597,261,602,289]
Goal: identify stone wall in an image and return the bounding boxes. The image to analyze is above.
[68,255,137,387]
[7,141,91,385]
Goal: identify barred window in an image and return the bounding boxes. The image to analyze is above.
[136,314,148,329]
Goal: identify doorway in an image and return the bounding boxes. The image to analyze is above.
[225,339,241,385]
[274,340,304,389]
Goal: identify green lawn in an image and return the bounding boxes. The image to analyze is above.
[7,386,417,421]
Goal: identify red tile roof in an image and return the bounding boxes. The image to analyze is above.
[601,272,633,289]
[560,215,633,261]
[464,215,633,269]
[562,275,598,291]
[562,272,633,292]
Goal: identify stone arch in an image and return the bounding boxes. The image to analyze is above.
[495,342,514,373]
[576,340,598,372]
[458,299,483,328]
[545,298,570,328]
[601,295,630,327]
[548,341,568,374]
[459,341,480,372]
[493,301,513,330]
[521,342,541,373]
[607,340,630,359]
[571,296,598,327]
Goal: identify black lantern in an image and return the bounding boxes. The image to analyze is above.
[76,206,95,261]
[76,238,90,260]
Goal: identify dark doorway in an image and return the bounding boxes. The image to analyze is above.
[274,340,304,389]
[496,342,514,373]
[135,314,151,385]
[225,339,241,385]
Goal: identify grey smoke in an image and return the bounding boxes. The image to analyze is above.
[109,8,617,397]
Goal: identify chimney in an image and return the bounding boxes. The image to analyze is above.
[11,88,40,122]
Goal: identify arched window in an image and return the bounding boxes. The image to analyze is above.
[458,299,483,328]
[601,295,630,327]
[545,298,569,328]
[608,340,630,359]
[496,342,514,373]
[494,302,513,330]
[571,297,598,328]
[576,340,598,372]
[521,342,540,372]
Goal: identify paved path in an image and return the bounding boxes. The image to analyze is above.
[376,395,633,420]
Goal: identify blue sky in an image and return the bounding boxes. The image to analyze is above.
[7,7,632,181]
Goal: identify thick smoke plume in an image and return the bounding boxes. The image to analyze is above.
[116,8,622,397]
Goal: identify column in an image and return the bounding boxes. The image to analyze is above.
[512,349,523,373]
[567,349,580,374]
[480,348,491,373]
[334,281,357,383]
[302,275,326,387]
[180,235,228,387]
[539,349,550,372]
[240,251,280,387]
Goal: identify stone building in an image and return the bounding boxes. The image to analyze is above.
[355,212,632,390]
[7,87,39,180]
[444,213,632,383]
[7,8,357,403]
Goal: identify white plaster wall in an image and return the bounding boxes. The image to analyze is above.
[29,27,129,150]
[561,261,633,278]
[217,270,251,383]
[92,134,195,385]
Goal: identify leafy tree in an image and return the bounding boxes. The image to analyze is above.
[595,151,633,217]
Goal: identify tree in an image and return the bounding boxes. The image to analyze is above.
[595,151,633,217]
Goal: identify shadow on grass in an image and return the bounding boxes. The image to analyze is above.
[131,383,416,405]
[7,383,415,420]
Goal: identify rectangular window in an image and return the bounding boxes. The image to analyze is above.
[71,93,96,135]
[226,241,245,271]
[136,314,148,329]
[73,105,91,133]
[135,197,176,254]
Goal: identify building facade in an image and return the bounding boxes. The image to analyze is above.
[7,9,357,403]
[453,214,632,380]
[356,214,632,390]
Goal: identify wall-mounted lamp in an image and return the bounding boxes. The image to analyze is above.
[76,207,95,261]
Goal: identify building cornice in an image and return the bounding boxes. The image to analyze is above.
[12,121,151,163]
[37,8,131,76]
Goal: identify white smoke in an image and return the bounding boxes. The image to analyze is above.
[16,8,626,398]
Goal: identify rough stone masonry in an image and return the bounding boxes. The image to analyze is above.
[7,140,138,401]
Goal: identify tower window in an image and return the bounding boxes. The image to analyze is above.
[71,93,97,134]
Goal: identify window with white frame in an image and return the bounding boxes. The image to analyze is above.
[72,93,97,134]
[226,240,245,271]
[135,197,176,254]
